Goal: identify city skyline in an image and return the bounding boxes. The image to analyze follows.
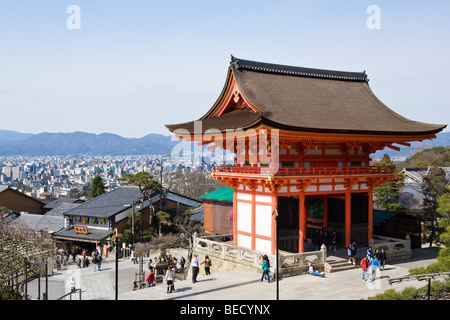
[1,1,449,138]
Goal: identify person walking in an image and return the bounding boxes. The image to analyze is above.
[360,255,370,281]
[369,254,381,282]
[192,254,199,283]
[201,255,212,275]
[260,255,272,283]
[165,265,175,293]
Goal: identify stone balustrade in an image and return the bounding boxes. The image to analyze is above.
[369,234,412,260]
[192,233,326,277]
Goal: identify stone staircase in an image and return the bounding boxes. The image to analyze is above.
[324,257,359,273]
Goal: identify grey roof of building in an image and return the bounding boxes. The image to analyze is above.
[63,186,143,219]
[54,227,113,243]
[9,213,65,233]
[188,205,204,222]
[43,198,83,210]
[44,202,81,217]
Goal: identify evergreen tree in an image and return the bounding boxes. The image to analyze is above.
[422,167,449,247]
[373,154,404,211]
[117,172,161,226]
[87,175,106,200]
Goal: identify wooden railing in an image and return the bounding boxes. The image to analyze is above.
[212,165,395,176]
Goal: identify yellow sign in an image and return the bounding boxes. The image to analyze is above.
[74,226,88,234]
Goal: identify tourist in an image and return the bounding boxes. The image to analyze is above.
[366,247,373,258]
[131,249,137,264]
[180,256,186,270]
[146,267,155,287]
[329,230,337,252]
[165,265,175,293]
[192,254,199,283]
[200,255,212,275]
[260,255,272,283]
[70,277,76,293]
[378,248,387,271]
[369,254,381,281]
[347,241,358,265]
[360,255,371,281]
[306,261,325,277]
[93,250,102,271]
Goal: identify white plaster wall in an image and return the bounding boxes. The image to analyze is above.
[255,238,271,254]
[255,204,272,237]
[255,194,271,203]
[237,201,252,233]
[237,192,252,201]
[237,234,252,249]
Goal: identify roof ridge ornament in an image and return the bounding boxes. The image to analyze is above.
[230,55,239,68]
[230,56,369,82]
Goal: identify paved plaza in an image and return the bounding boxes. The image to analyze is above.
[24,245,441,301]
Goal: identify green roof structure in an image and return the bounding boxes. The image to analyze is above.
[373,209,398,226]
[200,187,233,202]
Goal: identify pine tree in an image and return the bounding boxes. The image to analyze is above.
[87,175,106,200]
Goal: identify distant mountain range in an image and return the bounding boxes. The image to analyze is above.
[0,130,179,156]
[0,130,448,158]
[373,131,450,161]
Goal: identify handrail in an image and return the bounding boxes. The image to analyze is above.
[212,165,395,176]
[57,288,82,300]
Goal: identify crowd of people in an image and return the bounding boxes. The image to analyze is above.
[360,246,387,282]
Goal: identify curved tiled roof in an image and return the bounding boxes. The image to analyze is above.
[166,56,446,137]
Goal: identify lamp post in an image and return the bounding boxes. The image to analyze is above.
[272,209,279,300]
[114,228,118,300]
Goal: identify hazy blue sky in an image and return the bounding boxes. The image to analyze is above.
[0,1,449,138]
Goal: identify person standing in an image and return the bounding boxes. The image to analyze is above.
[165,265,175,293]
[329,230,337,252]
[369,254,381,282]
[201,255,212,275]
[192,254,199,283]
[146,267,155,287]
[93,250,102,271]
[378,248,387,271]
[360,255,370,281]
[348,241,358,265]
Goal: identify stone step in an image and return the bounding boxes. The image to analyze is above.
[325,259,359,273]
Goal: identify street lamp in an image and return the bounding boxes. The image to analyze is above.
[272,209,279,300]
[114,228,118,300]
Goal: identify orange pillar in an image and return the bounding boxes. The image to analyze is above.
[345,190,351,248]
[368,189,373,245]
[298,192,306,253]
